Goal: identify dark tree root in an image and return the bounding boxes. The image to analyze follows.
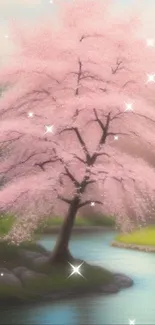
[49,248,74,265]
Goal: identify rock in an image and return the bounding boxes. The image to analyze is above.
[0,271,22,287]
[18,249,43,260]
[102,284,119,293]
[32,256,49,268]
[20,270,47,286]
[0,268,12,274]
[113,273,133,288]
[12,266,29,277]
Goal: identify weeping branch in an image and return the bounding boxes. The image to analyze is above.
[59,127,90,159]
[53,188,72,204]
[75,60,82,96]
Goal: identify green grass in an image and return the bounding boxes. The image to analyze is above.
[116,226,155,246]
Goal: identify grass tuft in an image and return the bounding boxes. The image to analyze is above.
[116,226,155,246]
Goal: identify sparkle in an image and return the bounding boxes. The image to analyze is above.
[68,262,85,278]
[1,273,3,276]
[5,35,9,39]
[125,102,134,111]
[129,320,135,325]
[91,201,95,206]
[49,0,53,3]
[114,135,118,140]
[28,112,34,118]
[146,74,155,83]
[44,125,54,134]
[147,39,154,47]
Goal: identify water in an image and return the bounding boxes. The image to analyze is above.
[0,230,155,324]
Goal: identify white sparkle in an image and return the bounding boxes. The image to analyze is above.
[68,262,85,278]
[146,74,155,83]
[129,320,136,325]
[91,202,95,206]
[114,135,118,140]
[1,273,3,276]
[5,35,9,39]
[49,0,53,3]
[124,102,134,111]
[44,125,54,134]
[28,112,34,118]
[147,39,154,47]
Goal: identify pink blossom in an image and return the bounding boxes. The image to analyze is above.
[0,0,155,242]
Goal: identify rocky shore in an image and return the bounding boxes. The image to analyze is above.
[0,246,133,304]
[112,240,155,252]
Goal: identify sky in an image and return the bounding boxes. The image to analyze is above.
[0,0,155,65]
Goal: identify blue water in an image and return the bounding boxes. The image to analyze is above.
[0,231,155,324]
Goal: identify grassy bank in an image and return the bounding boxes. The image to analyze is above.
[36,214,115,234]
[0,239,114,301]
[0,214,115,237]
[116,226,155,246]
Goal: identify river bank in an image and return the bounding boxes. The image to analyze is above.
[0,235,132,305]
[1,230,154,325]
[39,225,115,235]
[112,240,155,252]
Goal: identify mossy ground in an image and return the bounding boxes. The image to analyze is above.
[0,240,113,301]
[116,226,155,246]
[22,263,113,299]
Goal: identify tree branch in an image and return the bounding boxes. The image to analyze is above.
[58,195,72,204]
[63,166,80,187]
[73,154,86,164]
[59,127,90,159]
[53,188,72,204]
[75,60,82,96]
[34,157,61,171]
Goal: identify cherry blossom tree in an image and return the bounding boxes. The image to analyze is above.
[0,0,155,262]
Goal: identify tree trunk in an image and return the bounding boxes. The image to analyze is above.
[50,196,80,264]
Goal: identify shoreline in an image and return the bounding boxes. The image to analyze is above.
[38,226,115,235]
[0,270,133,306]
[111,241,155,252]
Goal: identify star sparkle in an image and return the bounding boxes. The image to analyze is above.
[28,112,34,118]
[114,135,118,140]
[146,39,154,47]
[1,273,3,276]
[44,125,54,134]
[146,74,155,83]
[91,201,95,206]
[68,262,85,278]
[125,102,134,111]
[129,319,136,325]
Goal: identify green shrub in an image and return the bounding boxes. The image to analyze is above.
[0,214,15,236]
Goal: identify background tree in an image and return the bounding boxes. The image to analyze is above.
[0,0,155,262]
